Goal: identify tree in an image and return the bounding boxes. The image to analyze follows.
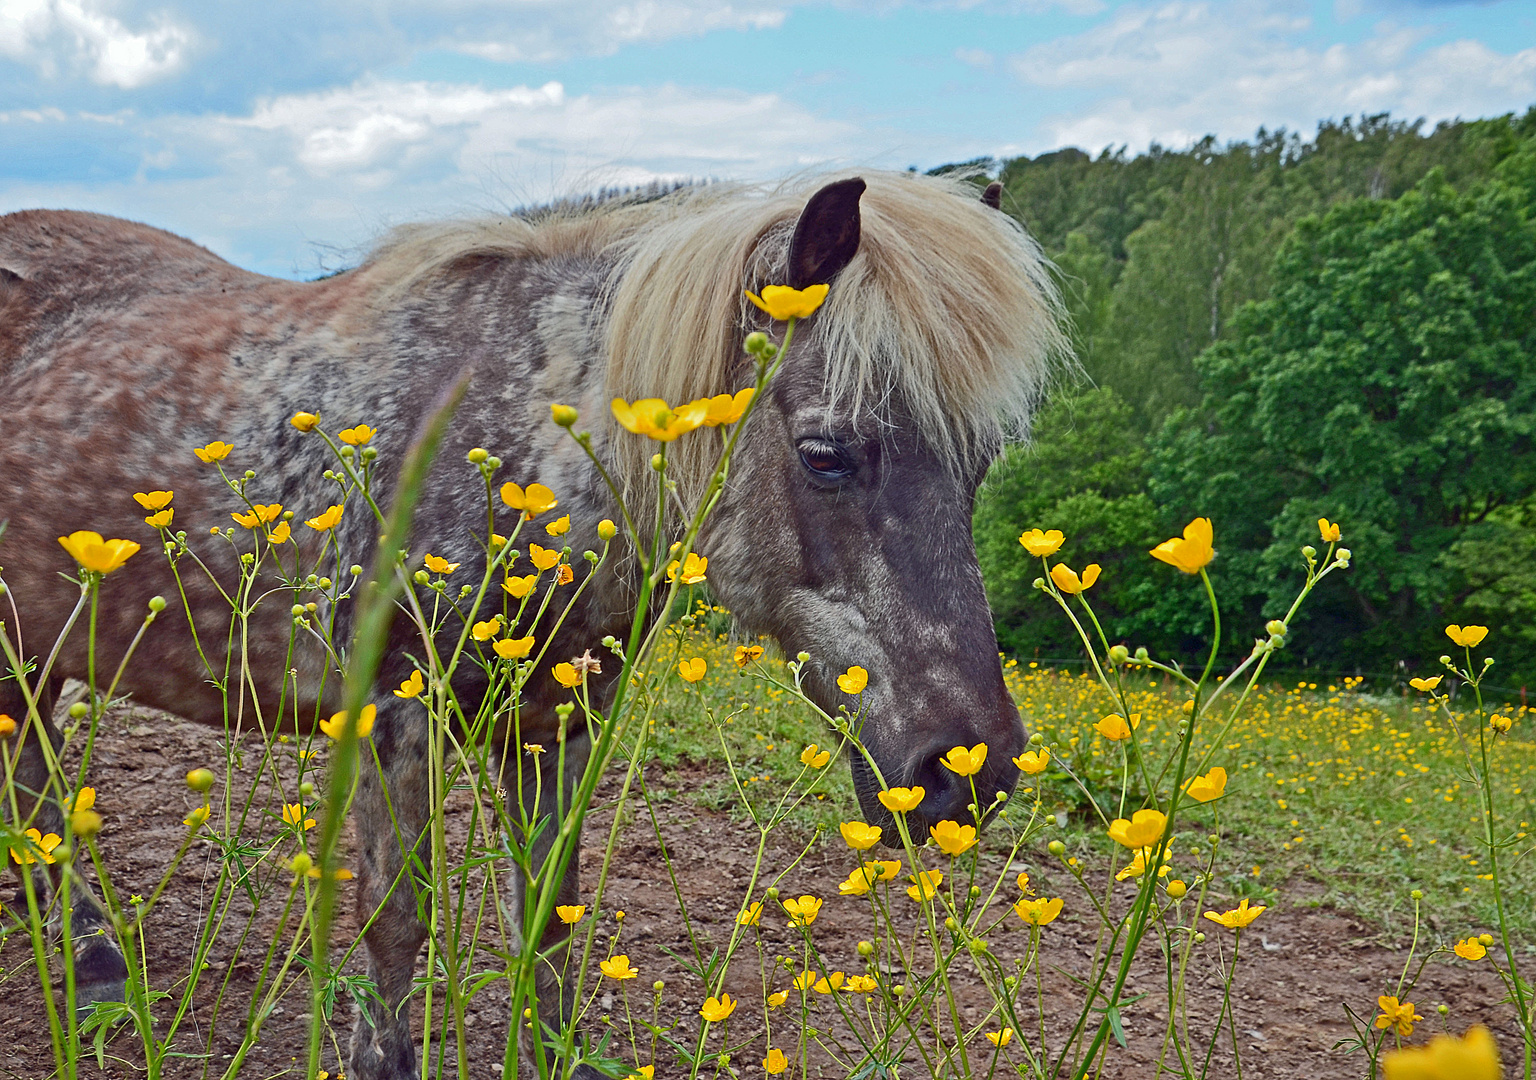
[1152,171,1536,676]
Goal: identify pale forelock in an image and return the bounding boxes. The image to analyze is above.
[361,171,1071,507]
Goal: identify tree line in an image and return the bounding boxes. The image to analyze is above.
[960,110,1536,687]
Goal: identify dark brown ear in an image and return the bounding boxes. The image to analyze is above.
[787,177,865,289]
[982,181,1003,210]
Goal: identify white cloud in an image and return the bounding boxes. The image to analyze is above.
[954,46,995,68]
[0,0,193,87]
[1010,0,1536,151]
[451,1,788,62]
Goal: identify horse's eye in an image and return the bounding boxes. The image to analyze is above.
[798,439,853,481]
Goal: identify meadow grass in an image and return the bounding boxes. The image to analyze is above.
[646,617,1536,942]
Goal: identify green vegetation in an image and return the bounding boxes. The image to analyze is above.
[969,109,1536,683]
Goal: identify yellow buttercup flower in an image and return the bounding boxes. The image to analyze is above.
[703,388,755,426]
[737,902,762,926]
[906,869,943,902]
[734,644,765,666]
[1116,847,1172,881]
[877,786,925,814]
[495,636,535,661]
[678,657,707,683]
[783,895,822,928]
[320,704,376,740]
[1014,748,1050,774]
[529,544,561,571]
[812,971,845,994]
[767,990,789,1008]
[1382,1025,1501,1080]
[423,554,459,575]
[1013,896,1063,926]
[611,397,710,441]
[800,743,831,768]
[268,520,290,543]
[1204,898,1266,930]
[1446,624,1489,648]
[1375,995,1422,1037]
[145,508,175,528]
[845,975,878,993]
[838,867,875,896]
[1049,562,1101,595]
[232,503,283,529]
[10,827,62,865]
[600,955,638,980]
[1108,808,1167,850]
[1151,517,1215,574]
[744,283,829,321]
[282,803,316,831]
[553,662,581,688]
[306,504,343,531]
[1491,713,1513,733]
[1018,528,1065,557]
[1095,712,1140,742]
[290,411,319,432]
[471,617,501,641]
[545,515,571,537]
[504,574,538,598]
[929,819,977,856]
[194,440,233,463]
[1454,938,1487,960]
[133,490,173,511]
[837,665,869,694]
[394,670,425,698]
[839,821,882,850]
[556,905,586,924]
[337,424,375,446]
[1185,766,1227,803]
[501,482,559,518]
[986,1028,1014,1048]
[939,743,987,777]
[667,553,708,584]
[1318,517,1341,542]
[1409,676,1443,692]
[763,1047,788,1074]
[58,531,140,575]
[699,994,737,1022]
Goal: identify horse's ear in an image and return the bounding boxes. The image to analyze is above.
[787,177,865,289]
[982,181,1003,210]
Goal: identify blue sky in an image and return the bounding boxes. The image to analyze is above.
[3,0,1533,277]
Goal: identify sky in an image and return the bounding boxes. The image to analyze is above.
[2,0,1533,278]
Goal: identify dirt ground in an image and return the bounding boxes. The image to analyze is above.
[2,705,1526,1080]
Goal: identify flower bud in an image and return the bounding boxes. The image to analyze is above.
[796,651,811,663]
[148,595,167,613]
[764,886,779,901]
[351,564,363,577]
[1134,647,1149,661]
[1301,545,1316,559]
[892,984,906,997]
[650,453,664,471]
[1032,577,1045,590]
[187,768,216,793]
[1048,840,1066,857]
[944,916,958,932]
[653,980,665,992]
[1335,547,1351,564]
[1029,731,1045,746]
[69,701,89,720]
[550,404,579,427]
[1108,644,1129,664]
[744,331,770,354]
[1266,620,1287,637]
[1166,879,1187,899]
[1440,655,1453,667]
[597,519,617,541]
[1437,1004,1450,1016]
[1410,889,1423,900]
[555,702,576,719]
[467,447,489,464]
[1194,932,1206,944]
[290,853,313,876]
[1479,933,1494,947]
[486,456,502,471]
[857,940,874,957]
[300,781,316,798]
[71,809,103,837]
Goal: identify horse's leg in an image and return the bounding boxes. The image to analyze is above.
[3,677,128,1008]
[349,698,432,1080]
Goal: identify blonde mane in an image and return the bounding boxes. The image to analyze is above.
[365,171,1070,502]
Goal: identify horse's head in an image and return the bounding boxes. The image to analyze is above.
[700,175,1064,836]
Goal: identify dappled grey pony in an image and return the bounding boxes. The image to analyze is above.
[0,172,1064,1078]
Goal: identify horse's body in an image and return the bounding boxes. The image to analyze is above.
[0,173,1064,1079]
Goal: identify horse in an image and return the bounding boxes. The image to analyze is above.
[0,170,1066,1079]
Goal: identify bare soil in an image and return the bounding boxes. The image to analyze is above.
[2,706,1525,1079]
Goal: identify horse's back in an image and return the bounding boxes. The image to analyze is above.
[0,210,266,371]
